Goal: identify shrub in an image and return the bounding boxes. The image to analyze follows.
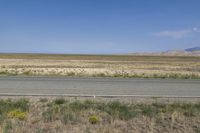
[54,98,65,105]
[0,98,29,114]
[14,98,29,111]
[42,108,54,122]
[104,101,137,120]
[96,73,106,77]
[67,72,75,76]
[0,98,29,124]
[69,101,88,111]
[89,115,99,124]
[62,112,76,124]
[7,109,27,120]
[140,105,158,117]
[118,106,137,120]
[39,98,48,103]
[0,71,8,75]
[22,70,32,75]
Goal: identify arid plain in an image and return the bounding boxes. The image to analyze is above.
[0,54,200,79]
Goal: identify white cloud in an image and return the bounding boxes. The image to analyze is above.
[193,27,200,32]
[153,30,191,39]
[153,27,200,39]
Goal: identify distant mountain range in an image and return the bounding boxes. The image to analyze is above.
[130,47,200,56]
[185,47,200,52]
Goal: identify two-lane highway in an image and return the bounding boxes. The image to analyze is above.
[0,77,200,97]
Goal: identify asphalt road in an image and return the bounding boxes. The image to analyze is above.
[0,77,200,97]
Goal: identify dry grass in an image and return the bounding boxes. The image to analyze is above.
[0,97,200,133]
[0,54,200,79]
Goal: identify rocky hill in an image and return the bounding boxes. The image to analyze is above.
[130,47,200,56]
[185,47,200,52]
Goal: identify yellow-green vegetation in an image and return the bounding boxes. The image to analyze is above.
[0,53,200,79]
[0,97,200,132]
[0,98,29,122]
[89,115,99,124]
[7,109,27,120]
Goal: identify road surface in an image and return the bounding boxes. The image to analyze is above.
[0,77,200,97]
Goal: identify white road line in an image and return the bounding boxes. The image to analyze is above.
[0,93,200,98]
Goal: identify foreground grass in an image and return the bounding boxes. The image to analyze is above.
[0,98,200,133]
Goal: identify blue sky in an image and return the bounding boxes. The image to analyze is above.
[0,0,200,54]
